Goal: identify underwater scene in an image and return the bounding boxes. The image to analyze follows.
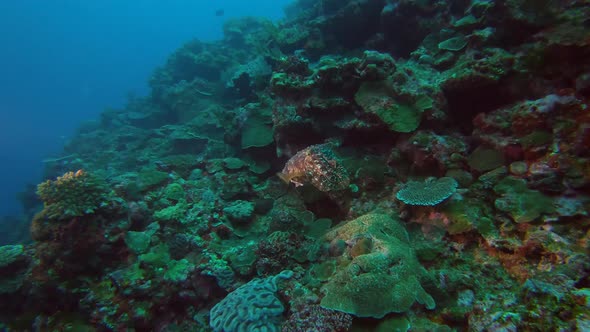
[1,0,590,331]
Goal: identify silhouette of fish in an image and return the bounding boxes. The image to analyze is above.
[215,9,224,17]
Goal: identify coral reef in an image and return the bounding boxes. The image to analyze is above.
[2,0,590,330]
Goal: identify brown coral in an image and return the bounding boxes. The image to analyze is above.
[278,144,350,192]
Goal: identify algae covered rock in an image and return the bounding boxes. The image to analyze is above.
[355,81,432,133]
[241,117,275,149]
[468,146,506,172]
[136,168,170,192]
[0,244,28,294]
[320,214,435,318]
[493,176,555,223]
[125,223,160,255]
[223,157,246,170]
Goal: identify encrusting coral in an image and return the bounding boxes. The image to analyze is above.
[320,214,435,318]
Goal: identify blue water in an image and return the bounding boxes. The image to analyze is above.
[0,0,291,217]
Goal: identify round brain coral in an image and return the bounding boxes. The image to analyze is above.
[396,177,458,206]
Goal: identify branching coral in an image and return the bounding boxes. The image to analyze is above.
[36,170,116,220]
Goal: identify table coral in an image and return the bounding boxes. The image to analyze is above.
[396,177,458,206]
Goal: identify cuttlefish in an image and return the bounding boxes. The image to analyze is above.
[277,144,349,192]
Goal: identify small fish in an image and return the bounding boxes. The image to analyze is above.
[215,9,224,17]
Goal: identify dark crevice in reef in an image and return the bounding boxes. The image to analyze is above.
[319,0,385,51]
[303,193,345,221]
[340,127,397,148]
[276,123,327,153]
[444,78,519,135]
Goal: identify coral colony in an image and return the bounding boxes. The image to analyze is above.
[1,0,590,331]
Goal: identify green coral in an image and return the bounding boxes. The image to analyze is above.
[223,200,255,222]
[493,176,555,223]
[518,130,553,149]
[381,103,424,133]
[468,146,506,172]
[159,154,200,178]
[154,201,188,222]
[136,168,170,192]
[396,177,458,206]
[354,81,432,133]
[36,170,115,220]
[438,36,468,51]
[164,259,194,282]
[241,116,274,149]
[163,183,185,201]
[320,214,435,318]
[0,245,26,294]
[442,199,498,236]
[139,244,194,282]
[223,157,246,170]
[125,232,152,255]
[125,222,160,255]
[0,245,24,268]
[209,270,293,332]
